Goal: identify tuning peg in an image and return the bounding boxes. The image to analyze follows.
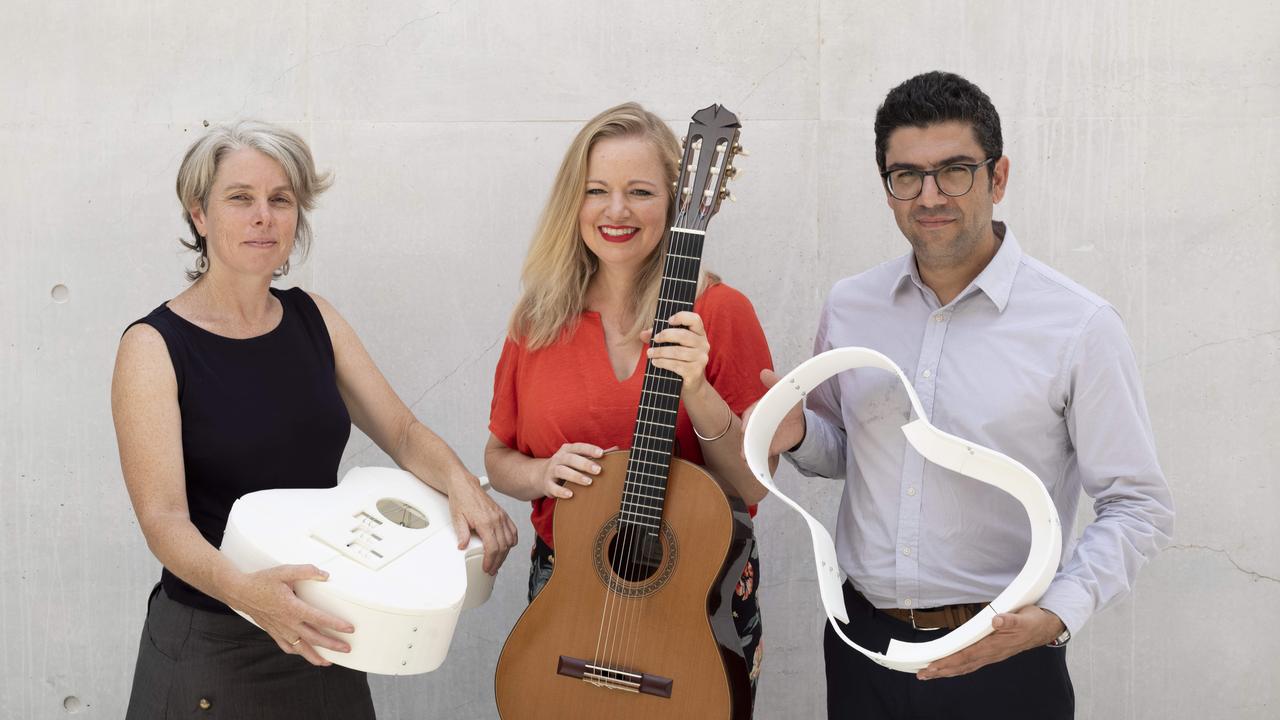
[732,142,749,157]
[671,181,678,192]
[680,136,687,148]
[718,188,735,202]
[724,165,739,179]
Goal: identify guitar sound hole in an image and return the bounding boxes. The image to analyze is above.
[374,498,429,529]
[606,525,664,583]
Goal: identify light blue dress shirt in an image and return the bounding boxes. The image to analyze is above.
[788,223,1174,634]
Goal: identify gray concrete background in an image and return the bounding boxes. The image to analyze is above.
[2,0,1277,718]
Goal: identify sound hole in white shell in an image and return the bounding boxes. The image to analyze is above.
[375,498,429,529]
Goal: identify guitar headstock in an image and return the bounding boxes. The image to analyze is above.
[672,103,743,232]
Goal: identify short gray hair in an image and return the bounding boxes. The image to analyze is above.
[176,120,332,280]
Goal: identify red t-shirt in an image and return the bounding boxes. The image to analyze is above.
[489,282,774,548]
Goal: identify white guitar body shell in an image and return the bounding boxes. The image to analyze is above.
[220,466,495,675]
[744,348,1063,673]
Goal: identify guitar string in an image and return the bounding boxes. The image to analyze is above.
[593,216,696,682]
[611,224,696,676]
[616,229,698,681]
[590,213,691,680]
[603,224,690,679]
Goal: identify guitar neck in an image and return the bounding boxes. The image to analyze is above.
[620,228,706,533]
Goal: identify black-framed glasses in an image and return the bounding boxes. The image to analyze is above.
[880,158,996,201]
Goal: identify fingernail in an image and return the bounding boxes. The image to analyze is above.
[584,478,593,485]
[591,465,600,473]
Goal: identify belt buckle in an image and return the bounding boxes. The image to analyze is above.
[907,607,943,632]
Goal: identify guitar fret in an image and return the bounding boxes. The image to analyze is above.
[662,276,698,284]
[629,457,670,469]
[642,389,680,399]
[636,419,674,430]
[643,371,679,382]
[627,469,668,481]
[622,490,662,502]
[618,506,662,520]
[666,252,699,260]
[638,406,677,415]
[669,228,706,235]
[633,432,671,444]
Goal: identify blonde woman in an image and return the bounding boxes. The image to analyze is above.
[113,120,516,718]
[485,103,772,694]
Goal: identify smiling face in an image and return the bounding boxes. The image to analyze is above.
[883,121,1008,272]
[577,135,671,276]
[189,147,298,279]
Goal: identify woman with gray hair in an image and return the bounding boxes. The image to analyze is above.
[112,120,517,718]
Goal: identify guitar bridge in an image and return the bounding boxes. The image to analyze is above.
[557,655,673,698]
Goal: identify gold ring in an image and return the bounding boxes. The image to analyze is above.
[289,637,302,647]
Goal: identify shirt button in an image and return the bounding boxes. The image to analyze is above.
[903,547,912,556]
[199,698,212,710]
[922,369,933,378]
[903,598,914,607]
[934,313,946,323]
[907,487,917,496]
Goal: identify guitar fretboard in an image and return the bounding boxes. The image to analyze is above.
[619,228,706,535]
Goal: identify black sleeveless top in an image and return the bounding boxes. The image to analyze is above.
[129,287,351,613]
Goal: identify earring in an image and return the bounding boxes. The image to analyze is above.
[279,259,290,277]
[195,253,210,274]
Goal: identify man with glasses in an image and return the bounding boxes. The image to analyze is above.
[748,72,1174,718]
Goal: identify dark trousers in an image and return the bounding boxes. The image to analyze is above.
[824,582,1073,720]
[126,584,375,720]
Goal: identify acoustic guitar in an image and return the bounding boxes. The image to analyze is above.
[494,104,753,719]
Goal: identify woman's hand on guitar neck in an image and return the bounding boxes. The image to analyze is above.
[642,311,710,397]
[227,564,355,666]
[539,443,608,500]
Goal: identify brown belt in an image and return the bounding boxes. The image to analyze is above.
[879,602,988,631]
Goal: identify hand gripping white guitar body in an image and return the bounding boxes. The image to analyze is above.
[743,347,1062,673]
[220,466,495,675]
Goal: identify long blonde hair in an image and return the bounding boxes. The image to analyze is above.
[509,102,714,349]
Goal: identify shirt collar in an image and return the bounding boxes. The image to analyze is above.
[971,222,1021,312]
[890,221,1022,313]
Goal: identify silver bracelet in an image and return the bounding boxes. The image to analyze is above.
[693,405,733,442]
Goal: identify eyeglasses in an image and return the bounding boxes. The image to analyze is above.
[880,158,995,201]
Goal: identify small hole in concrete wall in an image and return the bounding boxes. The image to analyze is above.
[63,696,84,713]
[51,284,70,303]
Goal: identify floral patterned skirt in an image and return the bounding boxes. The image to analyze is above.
[528,534,764,696]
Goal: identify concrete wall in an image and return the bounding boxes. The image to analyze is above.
[2,1,1276,717]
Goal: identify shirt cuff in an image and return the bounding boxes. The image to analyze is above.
[1037,577,1095,636]
[785,407,837,477]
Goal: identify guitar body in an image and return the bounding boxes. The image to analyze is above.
[220,466,495,675]
[495,450,754,719]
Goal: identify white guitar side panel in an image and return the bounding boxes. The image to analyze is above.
[743,347,1062,673]
[220,466,495,675]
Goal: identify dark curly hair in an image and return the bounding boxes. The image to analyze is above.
[874,71,1003,174]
